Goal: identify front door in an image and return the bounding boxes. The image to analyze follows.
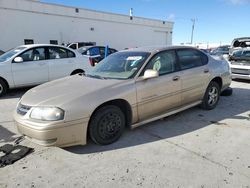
[11,47,49,87]
[136,50,181,121]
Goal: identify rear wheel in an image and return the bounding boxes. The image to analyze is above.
[0,79,7,97]
[201,81,220,110]
[71,70,84,75]
[89,105,125,145]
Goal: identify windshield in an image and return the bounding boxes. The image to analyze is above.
[232,50,250,57]
[231,50,250,64]
[86,51,150,79]
[0,47,27,62]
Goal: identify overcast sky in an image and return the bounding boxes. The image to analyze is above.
[41,0,250,45]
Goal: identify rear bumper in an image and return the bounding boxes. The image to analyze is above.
[14,113,89,147]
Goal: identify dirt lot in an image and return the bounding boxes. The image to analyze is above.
[0,80,250,188]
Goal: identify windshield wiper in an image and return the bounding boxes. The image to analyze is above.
[85,74,107,80]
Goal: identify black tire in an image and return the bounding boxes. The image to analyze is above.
[201,81,221,110]
[89,105,125,145]
[220,87,233,96]
[0,79,7,97]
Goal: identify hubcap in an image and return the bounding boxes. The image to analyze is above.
[98,112,122,140]
[208,86,218,106]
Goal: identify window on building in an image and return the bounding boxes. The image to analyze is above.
[50,40,58,45]
[24,39,34,45]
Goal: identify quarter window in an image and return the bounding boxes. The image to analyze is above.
[67,50,75,58]
[144,50,176,76]
[20,48,45,62]
[177,49,208,70]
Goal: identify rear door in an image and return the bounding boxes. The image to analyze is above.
[11,47,49,86]
[48,47,76,80]
[136,50,181,121]
[176,48,210,105]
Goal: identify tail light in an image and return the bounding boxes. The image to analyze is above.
[89,57,94,66]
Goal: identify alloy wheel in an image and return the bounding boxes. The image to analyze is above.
[208,86,219,106]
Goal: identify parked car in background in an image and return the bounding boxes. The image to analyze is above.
[77,46,117,65]
[229,49,250,80]
[0,50,4,55]
[14,46,231,147]
[199,49,210,54]
[67,42,96,50]
[229,37,250,55]
[0,44,92,96]
[210,45,230,56]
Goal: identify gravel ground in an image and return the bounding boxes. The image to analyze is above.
[0,80,250,188]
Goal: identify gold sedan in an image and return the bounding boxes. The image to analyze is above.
[14,46,231,147]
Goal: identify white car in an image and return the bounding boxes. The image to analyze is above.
[229,49,250,80]
[0,44,93,96]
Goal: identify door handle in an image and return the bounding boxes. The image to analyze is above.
[204,69,209,73]
[172,76,180,81]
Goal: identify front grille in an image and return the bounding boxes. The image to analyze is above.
[17,103,31,116]
[231,68,250,75]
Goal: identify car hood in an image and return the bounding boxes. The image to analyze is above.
[20,75,124,106]
[230,59,250,67]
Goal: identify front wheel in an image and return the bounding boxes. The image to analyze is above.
[201,81,220,110]
[89,105,125,145]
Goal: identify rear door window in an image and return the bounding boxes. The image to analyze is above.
[177,49,208,70]
[48,47,75,59]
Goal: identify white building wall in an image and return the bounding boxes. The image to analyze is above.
[0,0,174,51]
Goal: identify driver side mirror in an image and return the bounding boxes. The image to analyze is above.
[143,69,159,80]
[13,57,23,63]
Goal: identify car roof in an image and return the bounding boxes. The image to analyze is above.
[217,45,230,48]
[18,44,69,48]
[79,46,116,49]
[120,45,199,53]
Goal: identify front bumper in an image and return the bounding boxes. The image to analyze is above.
[232,73,250,80]
[14,113,89,147]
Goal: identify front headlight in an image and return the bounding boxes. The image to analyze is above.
[30,107,64,121]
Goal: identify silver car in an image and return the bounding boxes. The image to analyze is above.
[14,46,231,147]
[229,38,250,80]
